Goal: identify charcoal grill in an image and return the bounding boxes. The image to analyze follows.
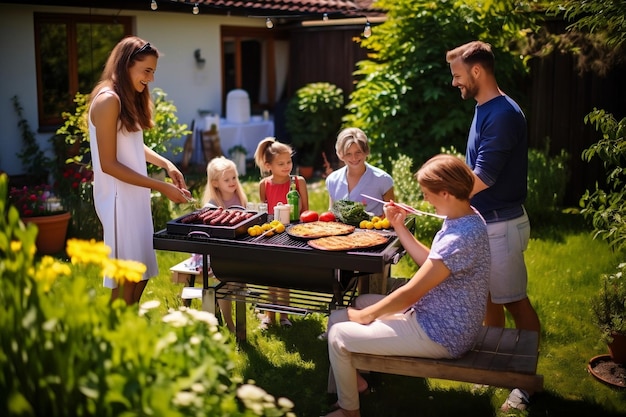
[153,218,412,339]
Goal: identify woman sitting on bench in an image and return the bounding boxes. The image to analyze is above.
[324,154,491,417]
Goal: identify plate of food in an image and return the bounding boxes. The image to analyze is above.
[307,231,390,251]
[287,221,355,240]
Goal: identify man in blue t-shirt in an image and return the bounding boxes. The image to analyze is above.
[446,40,541,412]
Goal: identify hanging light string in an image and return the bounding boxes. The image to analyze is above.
[363,18,372,38]
[148,0,376,32]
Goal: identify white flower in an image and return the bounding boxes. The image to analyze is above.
[191,383,205,393]
[186,308,219,326]
[213,332,223,341]
[277,397,294,409]
[155,331,178,353]
[162,310,190,327]
[237,384,266,401]
[139,299,160,316]
[172,391,197,407]
[189,336,201,345]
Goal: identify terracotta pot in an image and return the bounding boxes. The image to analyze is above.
[22,211,71,255]
[608,332,626,364]
[298,166,314,180]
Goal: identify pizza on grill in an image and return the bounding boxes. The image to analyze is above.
[287,221,355,239]
[308,231,389,251]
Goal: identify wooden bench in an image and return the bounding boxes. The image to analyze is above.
[350,326,543,393]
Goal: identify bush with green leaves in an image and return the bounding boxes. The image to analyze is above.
[526,145,570,225]
[580,109,626,252]
[0,173,294,417]
[343,0,539,171]
[591,262,626,344]
[285,82,344,167]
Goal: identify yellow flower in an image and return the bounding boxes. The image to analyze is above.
[102,258,146,285]
[66,238,111,266]
[10,240,22,252]
[34,255,71,291]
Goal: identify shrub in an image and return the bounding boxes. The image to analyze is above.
[590,262,626,343]
[526,145,570,225]
[285,82,344,167]
[0,173,294,417]
[580,109,626,252]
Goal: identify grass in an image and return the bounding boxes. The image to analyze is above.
[90,179,626,416]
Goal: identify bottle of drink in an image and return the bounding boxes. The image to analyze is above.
[286,177,300,222]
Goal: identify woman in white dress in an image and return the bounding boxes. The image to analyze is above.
[88,36,191,305]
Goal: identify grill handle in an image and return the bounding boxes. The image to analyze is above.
[188,231,211,239]
[391,250,406,264]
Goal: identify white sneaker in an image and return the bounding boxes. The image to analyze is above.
[501,388,530,411]
[258,317,272,331]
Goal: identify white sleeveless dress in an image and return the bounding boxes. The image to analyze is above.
[88,88,158,288]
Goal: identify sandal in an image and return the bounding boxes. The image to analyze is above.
[280,318,293,328]
[501,388,530,411]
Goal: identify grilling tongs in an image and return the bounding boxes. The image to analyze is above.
[360,194,446,220]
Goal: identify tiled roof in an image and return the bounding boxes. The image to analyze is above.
[0,0,385,18]
[177,0,383,17]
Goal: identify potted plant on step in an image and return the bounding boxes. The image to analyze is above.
[284,82,344,179]
[590,262,626,364]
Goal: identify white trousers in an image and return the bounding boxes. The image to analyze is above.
[327,294,451,410]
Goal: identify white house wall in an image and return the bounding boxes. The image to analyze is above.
[0,3,262,176]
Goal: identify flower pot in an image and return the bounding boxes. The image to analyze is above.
[298,165,314,180]
[22,211,71,255]
[608,333,626,364]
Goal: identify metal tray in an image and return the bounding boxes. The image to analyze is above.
[166,209,268,239]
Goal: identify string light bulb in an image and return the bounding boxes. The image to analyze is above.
[323,13,328,21]
[193,3,199,14]
[150,0,157,11]
[265,17,274,29]
[363,20,372,38]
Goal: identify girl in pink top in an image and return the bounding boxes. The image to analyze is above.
[254,137,309,328]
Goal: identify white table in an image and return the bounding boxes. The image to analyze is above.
[191,117,274,165]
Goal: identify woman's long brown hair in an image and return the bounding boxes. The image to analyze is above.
[89,36,159,132]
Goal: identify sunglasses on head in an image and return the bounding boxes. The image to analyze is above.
[131,42,152,58]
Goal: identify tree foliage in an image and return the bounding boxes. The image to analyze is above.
[580,109,626,252]
[547,0,626,50]
[532,0,626,76]
[344,0,541,171]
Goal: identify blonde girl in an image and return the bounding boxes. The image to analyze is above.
[202,156,248,208]
[196,156,248,333]
[254,137,310,328]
